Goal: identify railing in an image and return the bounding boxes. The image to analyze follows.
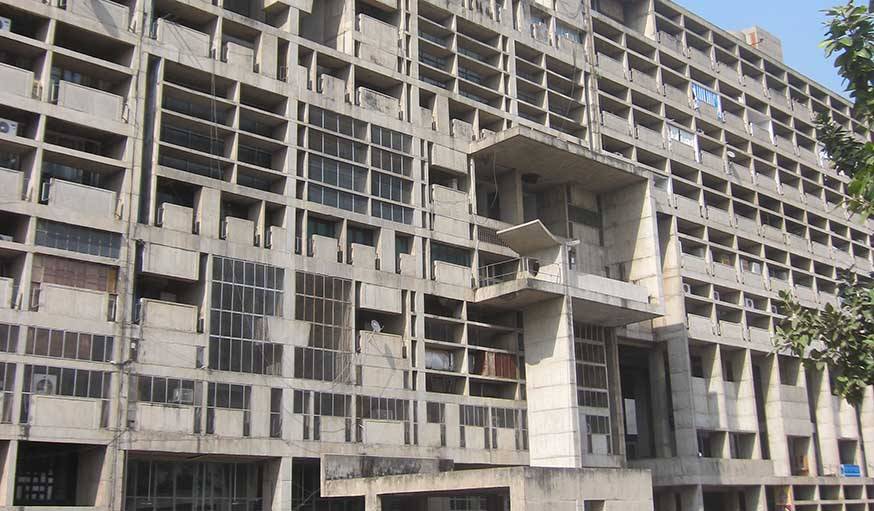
[477,257,546,288]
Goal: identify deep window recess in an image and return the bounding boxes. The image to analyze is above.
[25,327,113,362]
[431,242,471,267]
[20,365,111,424]
[206,382,252,436]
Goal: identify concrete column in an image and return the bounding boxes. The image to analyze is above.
[0,440,18,506]
[497,170,523,225]
[681,485,703,511]
[523,296,581,468]
[761,356,791,476]
[859,387,874,476]
[648,346,675,457]
[365,493,382,511]
[665,335,698,457]
[265,456,293,511]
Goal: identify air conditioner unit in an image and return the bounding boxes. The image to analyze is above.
[682,283,692,294]
[264,230,273,249]
[0,234,12,242]
[713,291,721,302]
[155,206,164,227]
[750,261,762,274]
[0,16,11,32]
[170,388,194,405]
[219,220,228,239]
[771,305,780,314]
[744,298,755,309]
[32,373,57,395]
[0,118,19,136]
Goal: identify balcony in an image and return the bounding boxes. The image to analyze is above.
[43,178,118,218]
[140,243,199,281]
[0,168,23,202]
[157,203,195,233]
[310,234,341,262]
[596,53,626,80]
[356,14,399,54]
[67,0,130,28]
[0,63,34,98]
[687,313,716,340]
[349,243,378,270]
[357,87,400,119]
[0,277,14,308]
[154,19,211,59]
[431,145,467,174]
[358,283,401,314]
[138,298,199,332]
[433,260,471,287]
[53,80,124,121]
[473,220,659,326]
[135,402,195,434]
[221,217,256,246]
[29,395,104,429]
[34,283,116,322]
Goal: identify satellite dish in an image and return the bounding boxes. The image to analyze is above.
[370,320,383,333]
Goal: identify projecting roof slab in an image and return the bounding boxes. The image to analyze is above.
[496,220,562,254]
[470,126,659,192]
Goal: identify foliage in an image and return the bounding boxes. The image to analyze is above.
[776,277,874,405]
[819,2,874,218]
[774,3,874,406]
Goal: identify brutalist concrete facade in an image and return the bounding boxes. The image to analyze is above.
[0,0,871,509]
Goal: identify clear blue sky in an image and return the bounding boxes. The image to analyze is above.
[676,0,858,96]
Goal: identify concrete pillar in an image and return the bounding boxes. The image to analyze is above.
[523,296,581,468]
[680,485,703,511]
[265,456,293,511]
[497,170,523,225]
[0,440,17,506]
[649,346,675,457]
[665,335,698,457]
[365,493,382,511]
[857,387,874,477]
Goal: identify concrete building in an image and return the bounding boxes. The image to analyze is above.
[0,0,871,508]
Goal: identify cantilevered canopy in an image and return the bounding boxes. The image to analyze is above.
[496,220,561,255]
[470,126,655,192]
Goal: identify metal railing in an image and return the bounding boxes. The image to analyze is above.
[477,257,542,288]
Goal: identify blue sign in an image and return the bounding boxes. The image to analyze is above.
[840,464,861,477]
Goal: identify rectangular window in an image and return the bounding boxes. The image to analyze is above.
[206,382,251,436]
[371,147,412,176]
[371,200,413,224]
[35,220,121,258]
[293,272,354,382]
[691,82,721,109]
[308,130,368,164]
[132,375,198,405]
[667,124,695,147]
[371,172,412,204]
[0,323,19,353]
[270,388,282,438]
[431,242,471,267]
[25,327,113,362]
[357,396,408,421]
[21,365,111,424]
[371,126,412,153]
[307,155,368,193]
[309,106,366,139]
[209,257,284,376]
[308,184,368,215]
[0,362,15,423]
[459,405,487,427]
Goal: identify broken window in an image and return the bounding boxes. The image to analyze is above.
[293,272,354,383]
[209,256,284,376]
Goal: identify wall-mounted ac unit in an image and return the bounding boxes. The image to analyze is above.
[0,16,11,32]
[771,305,780,314]
[682,283,691,294]
[744,298,755,309]
[713,291,721,302]
[39,181,51,203]
[750,261,762,274]
[32,373,57,395]
[0,118,19,136]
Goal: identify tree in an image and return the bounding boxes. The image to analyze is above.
[775,2,874,405]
